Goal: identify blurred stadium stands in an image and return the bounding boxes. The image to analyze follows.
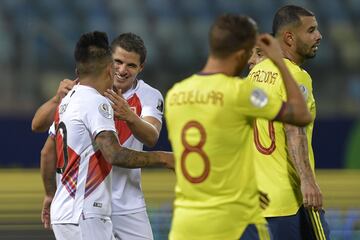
[0,0,359,116]
[0,0,360,239]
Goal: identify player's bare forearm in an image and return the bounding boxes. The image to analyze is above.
[40,136,57,229]
[285,124,322,209]
[32,97,59,132]
[32,79,77,132]
[96,131,174,169]
[40,136,57,197]
[285,124,313,180]
[41,195,53,229]
[127,116,161,147]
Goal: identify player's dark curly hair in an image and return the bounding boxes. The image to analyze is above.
[111,33,147,64]
[74,31,112,75]
[272,5,314,36]
[209,14,257,58]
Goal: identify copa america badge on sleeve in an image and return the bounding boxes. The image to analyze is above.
[299,84,308,100]
[98,103,113,119]
[156,99,164,112]
[250,89,269,108]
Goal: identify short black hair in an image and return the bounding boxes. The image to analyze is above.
[74,31,112,76]
[111,33,147,64]
[272,5,314,36]
[209,14,257,58]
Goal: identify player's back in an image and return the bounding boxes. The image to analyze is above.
[165,73,282,239]
[248,59,316,217]
[51,85,115,224]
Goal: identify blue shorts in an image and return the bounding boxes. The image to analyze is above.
[239,224,271,240]
[266,206,330,240]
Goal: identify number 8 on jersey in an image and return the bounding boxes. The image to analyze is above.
[181,121,210,184]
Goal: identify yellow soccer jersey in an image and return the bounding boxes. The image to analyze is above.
[248,58,316,217]
[165,73,285,240]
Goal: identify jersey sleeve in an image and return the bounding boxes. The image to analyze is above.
[292,70,313,105]
[279,69,314,109]
[234,80,284,120]
[140,88,164,123]
[84,96,117,139]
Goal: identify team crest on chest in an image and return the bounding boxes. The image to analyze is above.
[59,104,68,114]
[98,103,113,119]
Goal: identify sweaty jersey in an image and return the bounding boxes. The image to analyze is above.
[50,85,116,224]
[112,79,164,215]
[165,73,285,240]
[248,58,316,217]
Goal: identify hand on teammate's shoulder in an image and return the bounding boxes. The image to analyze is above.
[54,78,77,103]
[256,34,283,66]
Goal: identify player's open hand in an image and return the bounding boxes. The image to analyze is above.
[54,78,78,104]
[256,34,283,66]
[301,180,323,211]
[41,195,53,229]
[105,88,137,123]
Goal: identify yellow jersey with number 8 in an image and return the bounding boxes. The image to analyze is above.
[165,73,284,240]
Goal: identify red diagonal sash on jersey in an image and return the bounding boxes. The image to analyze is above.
[54,104,81,199]
[85,150,112,198]
[59,147,80,198]
[54,134,80,199]
[115,94,142,144]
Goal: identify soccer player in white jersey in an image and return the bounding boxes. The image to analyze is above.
[49,31,116,239]
[43,31,173,240]
[33,33,165,239]
[104,33,164,240]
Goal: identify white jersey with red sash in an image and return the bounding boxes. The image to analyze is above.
[112,79,164,215]
[50,85,116,224]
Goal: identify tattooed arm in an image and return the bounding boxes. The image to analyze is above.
[285,124,322,210]
[95,130,174,169]
[40,136,57,229]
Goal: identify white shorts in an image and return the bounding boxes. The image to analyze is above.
[52,215,115,240]
[111,211,153,240]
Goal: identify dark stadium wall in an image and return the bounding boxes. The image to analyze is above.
[0,117,358,169]
[0,117,47,167]
[344,121,360,168]
[312,118,356,168]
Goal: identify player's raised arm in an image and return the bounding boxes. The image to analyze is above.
[257,34,312,126]
[95,130,174,169]
[31,79,77,132]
